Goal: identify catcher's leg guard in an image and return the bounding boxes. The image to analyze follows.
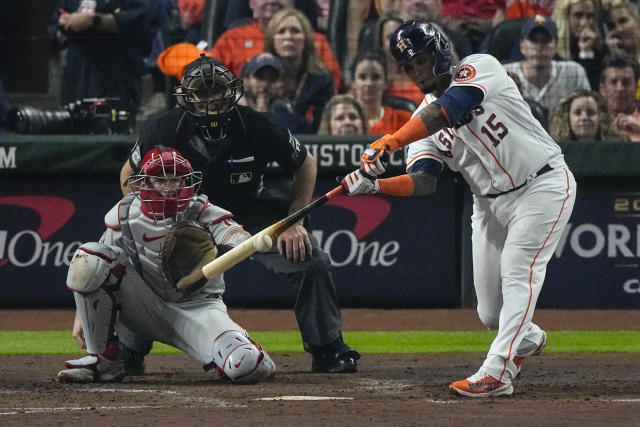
[211,330,276,384]
[58,243,126,383]
[66,242,126,355]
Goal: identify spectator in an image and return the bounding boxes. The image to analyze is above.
[210,0,344,90]
[492,0,555,23]
[222,0,319,32]
[394,0,473,58]
[177,0,205,45]
[241,53,311,133]
[603,0,640,66]
[317,94,367,135]
[550,88,623,142]
[371,11,424,105]
[47,0,156,116]
[504,14,591,121]
[345,1,377,78]
[441,0,498,50]
[315,0,331,33]
[264,8,334,133]
[599,53,640,141]
[552,0,607,89]
[350,51,412,134]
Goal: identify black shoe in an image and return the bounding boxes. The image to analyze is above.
[119,343,146,376]
[311,343,361,373]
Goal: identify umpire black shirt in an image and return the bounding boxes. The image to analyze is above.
[130,106,307,231]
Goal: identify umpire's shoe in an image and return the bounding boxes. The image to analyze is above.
[119,343,147,376]
[58,340,125,383]
[310,337,360,373]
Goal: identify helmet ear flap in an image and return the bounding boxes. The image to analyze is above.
[432,31,452,76]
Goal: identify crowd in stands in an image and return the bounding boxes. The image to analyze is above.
[1,0,639,143]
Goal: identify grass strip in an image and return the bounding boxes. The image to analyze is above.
[1,330,639,355]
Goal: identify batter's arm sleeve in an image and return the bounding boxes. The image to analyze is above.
[407,171,440,197]
[433,85,485,126]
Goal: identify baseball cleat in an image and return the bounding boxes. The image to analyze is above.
[58,354,125,383]
[513,331,547,376]
[119,343,147,376]
[449,371,513,398]
[312,350,360,373]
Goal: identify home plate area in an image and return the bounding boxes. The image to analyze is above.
[1,352,638,425]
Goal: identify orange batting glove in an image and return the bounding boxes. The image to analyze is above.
[361,135,398,168]
[362,116,430,166]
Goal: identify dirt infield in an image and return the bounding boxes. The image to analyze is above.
[1,309,639,425]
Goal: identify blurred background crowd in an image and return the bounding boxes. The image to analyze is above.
[0,0,639,143]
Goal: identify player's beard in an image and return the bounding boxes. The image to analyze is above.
[424,75,450,97]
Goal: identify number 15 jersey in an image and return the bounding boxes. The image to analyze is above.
[405,54,563,196]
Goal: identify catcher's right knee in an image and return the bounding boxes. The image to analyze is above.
[67,243,127,293]
[212,330,276,384]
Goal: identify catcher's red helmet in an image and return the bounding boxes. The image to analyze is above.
[131,147,202,220]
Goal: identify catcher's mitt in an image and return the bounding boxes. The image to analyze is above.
[160,221,218,290]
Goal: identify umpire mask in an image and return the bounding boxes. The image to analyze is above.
[174,54,244,143]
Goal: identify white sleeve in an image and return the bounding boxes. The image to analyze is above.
[199,203,243,245]
[100,202,122,246]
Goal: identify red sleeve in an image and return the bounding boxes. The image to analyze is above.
[210,24,265,77]
[314,33,344,90]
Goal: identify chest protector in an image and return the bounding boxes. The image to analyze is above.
[117,193,223,302]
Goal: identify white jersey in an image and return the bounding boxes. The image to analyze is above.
[406,54,564,196]
[102,195,241,302]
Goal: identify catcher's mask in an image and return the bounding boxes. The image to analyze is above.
[174,54,244,142]
[130,147,202,221]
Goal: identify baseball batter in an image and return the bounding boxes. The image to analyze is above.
[57,147,276,384]
[343,21,576,397]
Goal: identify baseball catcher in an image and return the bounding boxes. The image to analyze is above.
[57,147,275,384]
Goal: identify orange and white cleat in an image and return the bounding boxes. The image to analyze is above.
[449,371,513,398]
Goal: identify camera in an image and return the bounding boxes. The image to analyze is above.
[6,98,133,134]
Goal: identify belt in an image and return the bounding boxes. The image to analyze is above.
[484,164,553,198]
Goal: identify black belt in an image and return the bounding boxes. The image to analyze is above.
[484,164,553,198]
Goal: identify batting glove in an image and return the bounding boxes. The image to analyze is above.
[341,170,379,195]
[360,151,387,177]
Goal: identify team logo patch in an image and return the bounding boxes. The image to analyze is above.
[396,37,413,53]
[131,143,141,167]
[454,64,476,82]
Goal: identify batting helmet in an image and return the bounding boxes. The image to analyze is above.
[390,20,452,76]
